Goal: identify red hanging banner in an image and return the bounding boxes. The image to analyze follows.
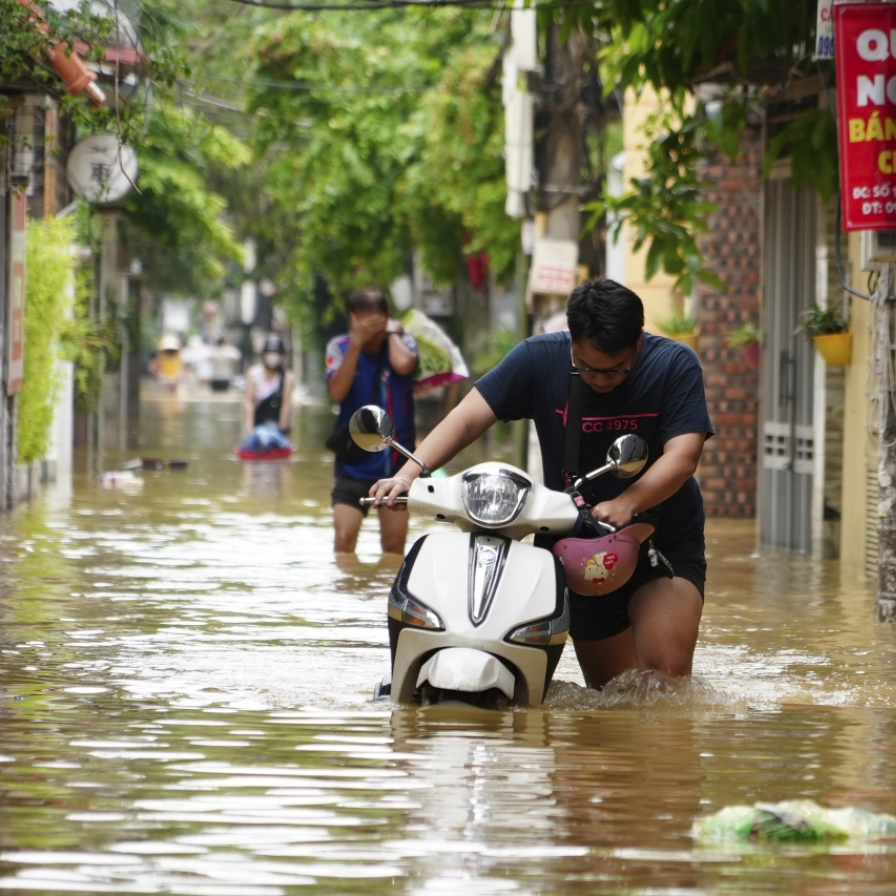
[835,1,896,231]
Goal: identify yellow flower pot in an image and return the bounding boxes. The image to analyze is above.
[668,332,698,351]
[812,331,852,366]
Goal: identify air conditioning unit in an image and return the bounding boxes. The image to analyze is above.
[860,230,896,270]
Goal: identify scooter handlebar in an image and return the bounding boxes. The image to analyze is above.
[359,496,409,506]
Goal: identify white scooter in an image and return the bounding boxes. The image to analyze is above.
[350,406,649,708]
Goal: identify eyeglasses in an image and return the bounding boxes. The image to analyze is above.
[569,349,636,379]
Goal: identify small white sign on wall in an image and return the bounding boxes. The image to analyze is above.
[530,238,579,296]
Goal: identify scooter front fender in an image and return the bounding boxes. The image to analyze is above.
[416,647,516,699]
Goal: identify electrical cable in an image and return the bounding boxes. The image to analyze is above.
[224,0,600,11]
[198,74,429,93]
[225,0,502,10]
[834,192,875,302]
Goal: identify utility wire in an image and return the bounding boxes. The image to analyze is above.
[224,0,595,12]
[226,0,500,9]
[199,74,429,93]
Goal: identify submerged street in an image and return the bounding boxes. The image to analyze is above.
[2,388,896,894]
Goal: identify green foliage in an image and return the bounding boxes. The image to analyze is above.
[797,304,847,338]
[18,216,74,464]
[725,322,761,349]
[585,109,724,296]
[764,108,839,202]
[247,11,515,311]
[59,265,122,414]
[469,327,519,377]
[406,44,521,284]
[121,100,248,294]
[655,307,697,336]
[0,0,119,133]
[563,0,832,294]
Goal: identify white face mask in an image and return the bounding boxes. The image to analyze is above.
[263,352,282,369]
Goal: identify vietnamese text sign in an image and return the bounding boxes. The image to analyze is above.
[835,2,896,231]
[6,191,25,395]
[530,238,579,295]
[816,0,835,59]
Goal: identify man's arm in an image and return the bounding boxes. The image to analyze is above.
[244,374,256,432]
[329,313,388,402]
[591,432,706,529]
[386,322,417,376]
[369,387,498,507]
[279,372,295,432]
[327,340,363,403]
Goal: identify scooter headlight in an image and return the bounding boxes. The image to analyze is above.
[461,469,531,527]
[388,590,444,630]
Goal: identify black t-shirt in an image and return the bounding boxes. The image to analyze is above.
[475,331,714,556]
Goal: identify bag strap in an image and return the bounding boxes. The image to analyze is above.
[563,371,584,488]
[372,350,385,404]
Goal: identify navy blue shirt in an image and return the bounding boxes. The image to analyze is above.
[326,333,418,480]
[475,331,714,556]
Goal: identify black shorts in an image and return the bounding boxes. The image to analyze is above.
[568,545,706,641]
[331,458,408,518]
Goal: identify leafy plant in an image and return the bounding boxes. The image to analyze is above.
[584,110,724,297]
[797,305,847,338]
[247,10,515,308]
[562,0,838,297]
[655,307,697,336]
[17,216,74,464]
[470,327,518,377]
[58,254,121,415]
[725,322,761,350]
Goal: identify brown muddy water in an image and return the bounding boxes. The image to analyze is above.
[2,388,896,895]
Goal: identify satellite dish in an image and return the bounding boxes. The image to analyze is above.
[66,134,138,204]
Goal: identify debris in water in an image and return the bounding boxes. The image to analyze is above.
[692,799,896,843]
[139,458,188,470]
[100,470,143,488]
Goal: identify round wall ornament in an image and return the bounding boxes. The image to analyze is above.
[66,134,138,204]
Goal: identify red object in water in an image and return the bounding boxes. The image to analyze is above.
[233,446,295,461]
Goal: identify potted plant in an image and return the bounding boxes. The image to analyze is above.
[797,304,851,366]
[655,307,698,351]
[726,322,761,369]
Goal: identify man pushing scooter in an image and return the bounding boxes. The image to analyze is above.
[368,278,713,691]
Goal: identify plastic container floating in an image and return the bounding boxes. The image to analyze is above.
[692,800,896,843]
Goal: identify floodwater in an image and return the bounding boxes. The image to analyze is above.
[2,386,896,895]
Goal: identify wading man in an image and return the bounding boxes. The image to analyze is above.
[368,279,713,689]
[326,287,419,555]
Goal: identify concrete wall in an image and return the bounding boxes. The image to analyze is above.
[839,231,877,582]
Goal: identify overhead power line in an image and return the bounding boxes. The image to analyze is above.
[224,0,593,12]
[202,74,430,93]
[226,0,499,9]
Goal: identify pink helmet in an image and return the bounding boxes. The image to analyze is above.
[552,529,642,597]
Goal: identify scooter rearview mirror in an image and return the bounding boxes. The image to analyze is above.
[349,405,394,452]
[608,434,648,478]
[348,405,433,477]
[578,434,648,486]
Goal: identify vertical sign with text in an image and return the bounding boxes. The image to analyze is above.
[835,2,896,231]
[6,190,25,395]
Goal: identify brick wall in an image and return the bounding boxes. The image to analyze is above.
[695,126,763,517]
